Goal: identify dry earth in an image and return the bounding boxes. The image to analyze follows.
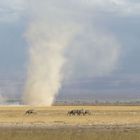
[0,106,140,127]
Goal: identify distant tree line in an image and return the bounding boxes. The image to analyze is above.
[55,100,140,106]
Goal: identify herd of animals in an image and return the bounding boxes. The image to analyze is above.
[67,109,91,116]
[25,109,91,116]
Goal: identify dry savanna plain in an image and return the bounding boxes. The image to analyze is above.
[0,106,140,140]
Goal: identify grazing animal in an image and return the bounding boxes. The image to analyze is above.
[25,109,36,115]
[67,110,78,116]
[84,110,91,115]
[67,109,91,116]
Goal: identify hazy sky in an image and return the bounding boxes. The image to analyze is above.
[0,0,140,101]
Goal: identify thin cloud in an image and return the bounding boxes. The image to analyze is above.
[0,0,26,22]
[0,0,140,23]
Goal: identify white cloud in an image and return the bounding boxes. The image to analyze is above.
[0,0,140,23]
[73,0,140,16]
[0,0,26,22]
[64,27,121,80]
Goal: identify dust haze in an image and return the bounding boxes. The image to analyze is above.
[23,0,121,106]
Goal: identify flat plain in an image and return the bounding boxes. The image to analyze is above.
[0,106,140,140]
[0,106,140,126]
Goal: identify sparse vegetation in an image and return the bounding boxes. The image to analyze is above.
[0,106,139,125]
[0,106,140,139]
[0,127,140,140]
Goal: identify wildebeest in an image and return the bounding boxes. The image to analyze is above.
[78,109,91,116]
[67,110,79,116]
[25,109,36,115]
[83,110,91,115]
[67,109,91,116]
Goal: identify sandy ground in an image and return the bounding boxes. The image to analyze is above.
[0,106,140,128]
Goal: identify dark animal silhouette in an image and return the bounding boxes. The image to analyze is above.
[67,109,91,116]
[25,109,36,115]
[67,110,79,116]
[83,110,91,115]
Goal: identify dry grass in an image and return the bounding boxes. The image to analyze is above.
[0,126,140,140]
[0,106,140,126]
[0,106,140,140]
